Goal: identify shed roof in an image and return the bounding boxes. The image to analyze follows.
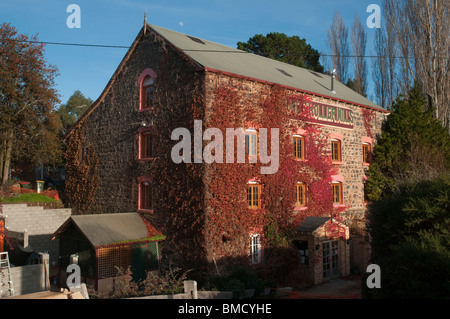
[51,213,156,247]
[297,217,331,232]
[148,24,385,111]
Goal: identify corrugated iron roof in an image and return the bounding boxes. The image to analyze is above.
[52,213,151,247]
[297,216,331,232]
[148,24,384,111]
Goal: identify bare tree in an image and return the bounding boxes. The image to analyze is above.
[406,0,450,130]
[375,0,450,130]
[350,15,368,96]
[372,28,390,108]
[327,11,350,84]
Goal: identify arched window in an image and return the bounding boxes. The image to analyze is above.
[138,177,153,212]
[142,76,154,109]
[138,68,157,111]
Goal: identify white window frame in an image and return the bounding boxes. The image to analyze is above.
[250,233,261,264]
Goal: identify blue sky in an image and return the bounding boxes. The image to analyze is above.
[1,0,382,106]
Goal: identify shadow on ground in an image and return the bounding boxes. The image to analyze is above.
[277,275,362,299]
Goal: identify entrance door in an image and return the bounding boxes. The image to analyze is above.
[322,240,339,279]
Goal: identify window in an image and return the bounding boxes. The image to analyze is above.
[332,181,343,204]
[245,129,258,157]
[139,179,153,211]
[362,143,371,164]
[293,136,305,160]
[296,182,306,206]
[247,182,261,209]
[142,76,154,109]
[250,234,261,264]
[138,68,157,111]
[331,139,341,162]
[139,130,154,159]
[323,241,339,279]
[81,145,90,163]
[294,240,309,264]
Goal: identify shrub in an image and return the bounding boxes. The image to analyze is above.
[209,266,267,298]
[141,266,190,296]
[366,176,450,298]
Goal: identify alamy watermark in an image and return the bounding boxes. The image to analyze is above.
[171,120,280,175]
[366,4,381,29]
[366,264,381,288]
[66,4,81,29]
[66,264,81,288]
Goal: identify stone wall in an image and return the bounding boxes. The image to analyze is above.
[0,253,50,298]
[64,25,387,275]
[204,71,387,223]
[66,28,204,216]
[1,204,71,264]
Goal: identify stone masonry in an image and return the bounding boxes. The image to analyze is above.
[1,204,72,264]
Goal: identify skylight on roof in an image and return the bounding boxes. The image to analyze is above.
[187,35,206,45]
[309,71,323,78]
[276,68,293,77]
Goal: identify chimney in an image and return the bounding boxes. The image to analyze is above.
[331,69,336,94]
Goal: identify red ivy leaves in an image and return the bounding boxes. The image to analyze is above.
[203,80,337,260]
[362,108,376,138]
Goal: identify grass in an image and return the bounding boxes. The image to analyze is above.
[1,192,59,204]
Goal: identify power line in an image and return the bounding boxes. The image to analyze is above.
[6,38,448,61]
[7,38,130,49]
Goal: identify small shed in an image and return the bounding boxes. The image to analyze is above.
[51,212,164,293]
[294,217,350,285]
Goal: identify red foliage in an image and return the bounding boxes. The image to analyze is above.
[148,46,338,270]
[361,108,376,138]
[0,190,13,252]
[202,81,337,261]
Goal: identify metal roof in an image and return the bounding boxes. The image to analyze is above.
[297,217,331,232]
[149,24,384,110]
[52,213,150,247]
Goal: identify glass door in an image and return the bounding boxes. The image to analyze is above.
[322,240,339,279]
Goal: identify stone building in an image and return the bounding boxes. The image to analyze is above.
[65,22,388,283]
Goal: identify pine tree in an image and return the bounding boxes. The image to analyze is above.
[366,84,450,201]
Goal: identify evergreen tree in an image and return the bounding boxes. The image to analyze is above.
[237,32,323,72]
[366,176,450,298]
[56,90,92,136]
[365,84,450,298]
[366,84,450,201]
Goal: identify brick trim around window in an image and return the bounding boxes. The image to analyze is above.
[137,68,157,111]
[138,176,153,213]
[138,126,155,161]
